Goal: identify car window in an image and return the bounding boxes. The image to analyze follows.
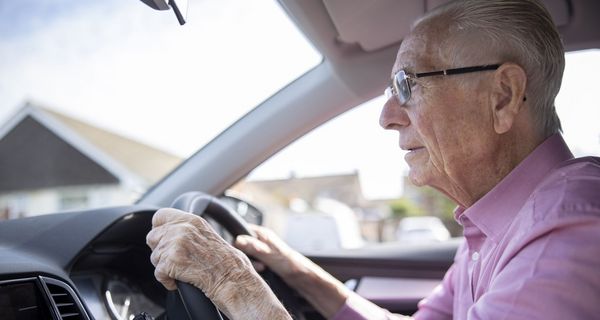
[0,0,321,218]
[230,49,600,253]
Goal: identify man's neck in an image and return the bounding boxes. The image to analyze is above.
[435,128,546,208]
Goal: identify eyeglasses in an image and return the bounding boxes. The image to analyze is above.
[385,64,501,105]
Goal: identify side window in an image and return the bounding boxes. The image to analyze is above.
[229,50,600,254]
[229,97,458,253]
[555,50,600,156]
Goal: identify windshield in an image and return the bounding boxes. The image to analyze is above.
[0,0,321,217]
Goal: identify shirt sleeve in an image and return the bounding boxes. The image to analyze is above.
[468,217,600,319]
[412,264,455,320]
[329,292,411,320]
[329,263,457,320]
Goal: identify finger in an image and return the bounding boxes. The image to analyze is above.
[248,224,267,241]
[146,226,167,250]
[150,245,165,267]
[235,235,272,257]
[247,224,272,242]
[154,262,177,291]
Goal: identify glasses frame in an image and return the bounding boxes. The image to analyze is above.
[386,64,501,105]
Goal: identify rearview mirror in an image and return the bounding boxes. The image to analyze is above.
[219,195,264,226]
[139,0,188,25]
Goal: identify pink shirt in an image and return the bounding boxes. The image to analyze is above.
[332,134,600,319]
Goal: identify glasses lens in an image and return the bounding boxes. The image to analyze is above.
[394,71,411,105]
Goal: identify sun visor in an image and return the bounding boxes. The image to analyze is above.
[323,0,571,52]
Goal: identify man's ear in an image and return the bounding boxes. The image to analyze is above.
[489,63,527,134]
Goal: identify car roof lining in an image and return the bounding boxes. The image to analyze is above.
[282,0,599,97]
[323,0,571,52]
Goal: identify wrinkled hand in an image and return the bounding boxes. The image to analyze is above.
[235,225,352,318]
[146,208,291,319]
[146,208,252,296]
[234,225,314,282]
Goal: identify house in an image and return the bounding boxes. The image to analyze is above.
[231,173,374,248]
[0,102,181,219]
[235,172,368,209]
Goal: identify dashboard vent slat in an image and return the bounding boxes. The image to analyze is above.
[56,302,75,307]
[61,313,81,317]
[41,277,87,320]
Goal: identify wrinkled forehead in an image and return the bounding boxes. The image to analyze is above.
[391,21,452,77]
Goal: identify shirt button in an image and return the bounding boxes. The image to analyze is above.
[472,252,480,261]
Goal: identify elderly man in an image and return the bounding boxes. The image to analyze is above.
[146,0,600,319]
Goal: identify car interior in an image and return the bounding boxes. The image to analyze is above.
[0,0,598,319]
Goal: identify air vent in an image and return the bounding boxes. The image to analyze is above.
[40,277,88,320]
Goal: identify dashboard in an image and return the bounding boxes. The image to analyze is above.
[0,198,451,319]
[0,205,168,320]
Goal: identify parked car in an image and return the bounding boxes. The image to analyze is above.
[396,216,451,244]
[0,0,598,319]
[284,198,365,252]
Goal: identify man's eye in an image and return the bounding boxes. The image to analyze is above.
[412,78,431,89]
[409,79,422,88]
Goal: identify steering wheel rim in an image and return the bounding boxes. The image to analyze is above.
[169,191,303,320]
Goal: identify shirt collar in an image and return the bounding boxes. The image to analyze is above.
[455,134,573,243]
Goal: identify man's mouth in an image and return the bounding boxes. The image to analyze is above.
[402,146,424,152]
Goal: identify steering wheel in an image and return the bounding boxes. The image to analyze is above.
[168,192,303,320]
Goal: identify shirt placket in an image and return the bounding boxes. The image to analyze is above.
[462,216,485,302]
[470,249,482,301]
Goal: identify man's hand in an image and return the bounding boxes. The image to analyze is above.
[235,225,351,318]
[146,208,249,294]
[146,208,291,320]
[234,225,308,279]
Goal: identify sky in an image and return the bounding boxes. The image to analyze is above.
[0,0,321,157]
[1,0,599,200]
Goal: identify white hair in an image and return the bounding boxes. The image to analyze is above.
[416,0,564,136]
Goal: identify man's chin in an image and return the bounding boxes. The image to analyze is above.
[407,169,429,187]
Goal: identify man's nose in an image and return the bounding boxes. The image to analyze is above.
[379,97,409,130]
